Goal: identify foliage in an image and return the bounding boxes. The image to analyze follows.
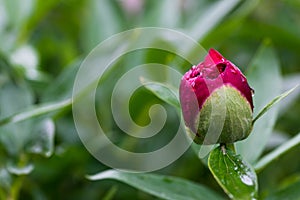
[0,0,300,199]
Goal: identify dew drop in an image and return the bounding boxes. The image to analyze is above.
[230,68,237,74]
[250,192,258,200]
[192,71,200,77]
[240,174,254,186]
[251,88,255,97]
[7,162,34,175]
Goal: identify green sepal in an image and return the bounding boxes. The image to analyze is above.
[192,85,253,144]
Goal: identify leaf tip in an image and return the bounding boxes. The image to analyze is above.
[85,174,93,180]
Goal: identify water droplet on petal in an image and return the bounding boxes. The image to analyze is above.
[230,68,237,74]
[251,88,255,97]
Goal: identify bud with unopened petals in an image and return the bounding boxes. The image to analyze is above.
[180,49,254,145]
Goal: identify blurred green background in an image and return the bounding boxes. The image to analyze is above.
[0,0,299,199]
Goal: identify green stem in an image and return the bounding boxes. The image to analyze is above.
[0,188,6,200]
[9,176,24,200]
[103,186,118,200]
[219,143,236,155]
[226,143,236,153]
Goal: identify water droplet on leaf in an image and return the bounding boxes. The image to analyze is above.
[240,174,254,186]
[6,162,34,175]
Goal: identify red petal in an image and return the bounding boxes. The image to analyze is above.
[204,49,226,65]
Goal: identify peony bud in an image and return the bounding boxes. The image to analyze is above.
[180,49,254,145]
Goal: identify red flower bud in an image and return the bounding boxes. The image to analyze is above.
[180,49,254,144]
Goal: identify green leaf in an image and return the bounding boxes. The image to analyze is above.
[81,0,121,52]
[253,85,298,123]
[141,79,181,111]
[266,178,300,200]
[0,167,12,191]
[0,99,71,126]
[26,118,55,157]
[1,0,35,49]
[143,0,182,28]
[87,170,224,200]
[284,0,300,8]
[155,0,181,28]
[208,146,258,200]
[42,59,81,102]
[201,0,260,47]
[0,82,33,155]
[255,133,300,172]
[189,0,241,41]
[236,41,282,164]
[16,0,62,43]
[0,82,33,119]
[279,74,300,115]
